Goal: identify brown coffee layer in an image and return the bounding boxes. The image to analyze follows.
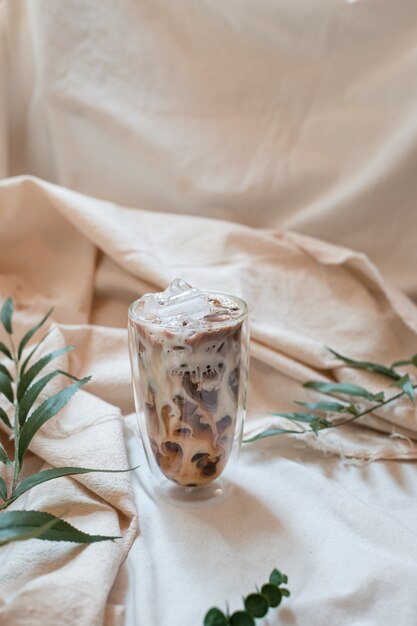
[134,321,242,486]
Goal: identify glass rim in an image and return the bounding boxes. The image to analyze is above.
[128,289,248,331]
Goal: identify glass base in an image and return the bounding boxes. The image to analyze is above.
[155,476,231,507]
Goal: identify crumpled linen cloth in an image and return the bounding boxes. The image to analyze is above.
[0,175,416,625]
[1,174,417,453]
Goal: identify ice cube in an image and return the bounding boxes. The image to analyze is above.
[164,278,192,296]
[142,278,211,322]
[141,294,161,319]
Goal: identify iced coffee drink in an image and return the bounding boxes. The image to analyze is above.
[128,279,248,490]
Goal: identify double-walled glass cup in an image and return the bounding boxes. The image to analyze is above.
[128,290,249,505]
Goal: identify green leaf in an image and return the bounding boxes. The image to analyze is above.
[328,348,400,380]
[1,298,13,334]
[244,593,269,618]
[410,355,417,368]
[273,412,331,434]
[0,476,7,500]
[204,608,228,626]
[274,411,326,423]
[310,419,330,435]
[18,376,91,463]
[0,515,59,545]
[304,381,384,403]
[19,369,80,426]
[243,428,302,443]
[392,374,415,403]
[261,584,282,608]
[269,569,286,585]
[0,342,12,360]
[280,588,291,597]
[20,330,53,376]
[391,355,417,369]
[0,371,14,403]
[17,308,54,360]
[11,465,138,504]
[0,407,11,428]
[0,444,10,465]
[295,400,355,414]
[346,403,360,416]
[0,510,119,544]
[229,612,255,626]
[17,346,74,401]
[0,364,12,380]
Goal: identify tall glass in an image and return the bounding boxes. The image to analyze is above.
[128,290,249,505]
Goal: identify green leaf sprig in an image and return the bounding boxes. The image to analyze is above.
[244,348,417,443]
[204,568,290,626]
[0,298,136,544]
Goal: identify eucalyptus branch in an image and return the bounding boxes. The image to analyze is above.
[204,568,290,626]
[328,384,417,429]
[244,349,417,444]
[0,298,136,544]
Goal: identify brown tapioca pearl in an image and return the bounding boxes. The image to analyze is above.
[201,462,217,477]
[216,415,232,434]
[191,452,209,463]
[196,454,220,470]
[160,441,183,474]
[163,441,183,454]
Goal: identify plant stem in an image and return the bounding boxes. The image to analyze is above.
[9,335,21,493]
[328,384,417,430]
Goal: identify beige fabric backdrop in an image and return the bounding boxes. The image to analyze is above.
[2,0,417,299]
